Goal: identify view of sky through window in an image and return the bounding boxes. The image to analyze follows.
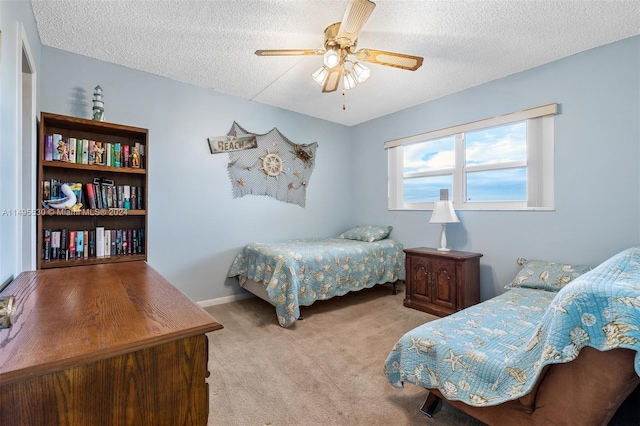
[403,122,527,203]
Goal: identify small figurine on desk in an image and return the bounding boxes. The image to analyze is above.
[92,85,105,122]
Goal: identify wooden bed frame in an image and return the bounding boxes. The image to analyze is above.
[420,346,640,425]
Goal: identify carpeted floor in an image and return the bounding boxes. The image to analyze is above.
[204,282,486,426]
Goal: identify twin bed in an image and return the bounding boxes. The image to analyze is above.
[227,226,405,327]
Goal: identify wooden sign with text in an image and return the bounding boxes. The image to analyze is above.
[208,134,257,154]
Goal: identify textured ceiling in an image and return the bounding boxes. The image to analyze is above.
[31,0,640,126]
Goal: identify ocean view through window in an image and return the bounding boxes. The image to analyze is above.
[386,104,557,211]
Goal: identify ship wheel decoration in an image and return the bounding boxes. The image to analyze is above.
[224,122,317,207]
[259,150,284,179]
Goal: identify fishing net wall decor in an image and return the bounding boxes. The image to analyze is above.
[226,122,318,207]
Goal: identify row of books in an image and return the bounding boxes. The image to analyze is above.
[43,179,144,210]
[45,133,145,168]
[42,227,145,261]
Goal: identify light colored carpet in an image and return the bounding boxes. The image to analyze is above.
[204,282,486,426]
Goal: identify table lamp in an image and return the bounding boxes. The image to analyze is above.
[429,189,459,251]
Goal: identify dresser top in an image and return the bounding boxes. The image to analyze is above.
[404,247,483,260]
[0,261,222,385]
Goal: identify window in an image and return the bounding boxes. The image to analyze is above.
[387,104,557,211]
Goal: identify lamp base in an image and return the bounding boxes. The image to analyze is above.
[437,224,451,252]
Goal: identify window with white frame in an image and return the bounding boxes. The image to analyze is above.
[386,104,557,211]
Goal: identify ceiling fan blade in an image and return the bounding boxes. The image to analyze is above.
[336,0,376,44]
[354,49,424,71]
[322,65,344,93]
[255,49,324,56]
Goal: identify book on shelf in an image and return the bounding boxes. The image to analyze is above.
[114,143,121,168]
[83,230,89,259]
[81,139,89,164]
[115,230,122,255]
[51,231,61,260]
[96,227,105,258]
[50,178,60,200]
[106,142,112,167]
[88,140,95,165]
[69,231,76,260]
[52,134,63,161]
[68,137,77,163]
[104,230,111,258]
[132,230,139,254]
[75,230,84,259]
[74,139,81,164]
[121,230,128,255]
[123,145,130,168]
[138,143,145,168]
[110,230,116,256]
[43,228,52,261]
[116,186,124,209]
[123,185,131,209]
[60,228,69,261]
[85,183,97,209]
[43,181,51,202]
[87,230,93,258]
[45,135,53,161]
[110,144,116,167]
[137,187,144,209]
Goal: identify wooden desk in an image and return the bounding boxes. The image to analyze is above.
[0,261,223,425]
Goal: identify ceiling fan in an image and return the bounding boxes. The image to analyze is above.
[255,0,424,93]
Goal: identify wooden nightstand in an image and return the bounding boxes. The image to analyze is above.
[404,247,483,317]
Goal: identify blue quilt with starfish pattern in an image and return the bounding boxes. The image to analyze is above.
[228,238,405,327]
[384,246,640,406]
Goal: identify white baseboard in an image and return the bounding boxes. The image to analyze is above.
[198,292,254,308]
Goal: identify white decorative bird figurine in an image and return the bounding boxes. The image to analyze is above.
[44,183,79,210]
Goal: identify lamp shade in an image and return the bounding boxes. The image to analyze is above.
[353,62,370,83]
[323,48,341,68]
[312,66,329,86]
[429,200,460,224]
[343,70,358,90]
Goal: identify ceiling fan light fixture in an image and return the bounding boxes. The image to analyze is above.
[323,47,341,68]
[343,70,358,90]
[353,62,370,83]
[312,66,329,85]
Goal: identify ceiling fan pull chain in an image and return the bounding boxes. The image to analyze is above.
[342,89,346,110]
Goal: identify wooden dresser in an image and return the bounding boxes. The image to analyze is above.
[404,247,483,317]
[0,261,223,425]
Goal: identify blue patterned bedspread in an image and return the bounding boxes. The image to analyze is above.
[384,246,640,406]
[228,238,405,327]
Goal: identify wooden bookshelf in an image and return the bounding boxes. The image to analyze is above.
[37,112,148,269]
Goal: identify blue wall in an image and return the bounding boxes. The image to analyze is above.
[37,48,353,302]
[351,36,640,300]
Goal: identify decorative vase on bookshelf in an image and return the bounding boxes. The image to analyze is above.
[37,112,148,269]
